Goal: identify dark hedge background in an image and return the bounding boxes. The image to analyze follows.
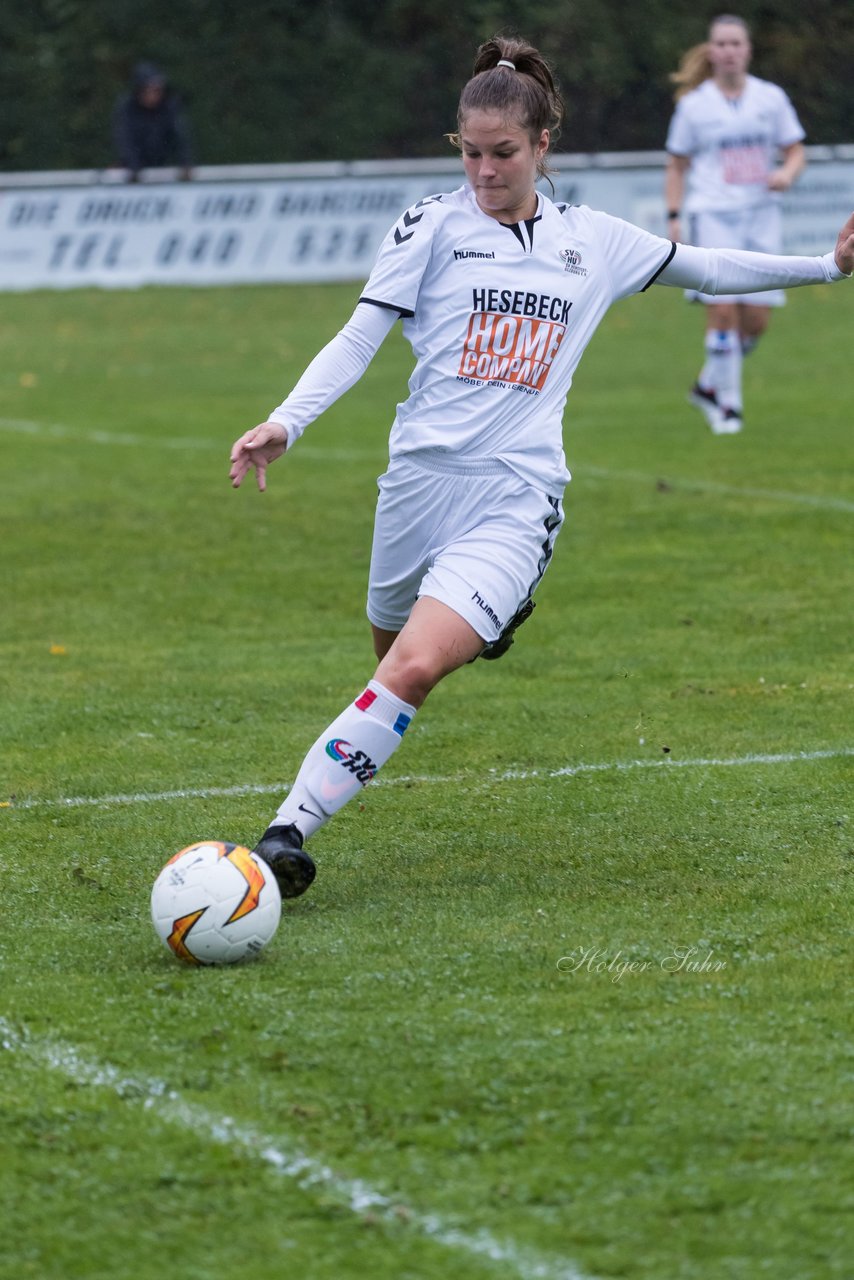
[1,0,851,171]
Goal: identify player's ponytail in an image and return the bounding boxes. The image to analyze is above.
[669,42,714,99]
[448,35,564,181]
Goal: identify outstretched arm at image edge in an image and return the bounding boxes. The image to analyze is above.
[659,240,852,295]
[267,301,398,449]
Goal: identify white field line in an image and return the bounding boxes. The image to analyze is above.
[0,417,377,463]
[6,746,853,813]
[0,415,213,452]
[581,463,854,515]
[2,416,852,512]
[0,1018,596,1280]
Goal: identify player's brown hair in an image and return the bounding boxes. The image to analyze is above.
[448,35,564,180]
[670,15,751,100]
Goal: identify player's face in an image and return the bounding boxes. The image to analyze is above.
[707,23,752,79]
[460,110,549,224]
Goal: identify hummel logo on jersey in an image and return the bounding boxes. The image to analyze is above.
[454,249,496,260]
[473,588,501,629]
[560,248,588,277]
[472,591,503,631]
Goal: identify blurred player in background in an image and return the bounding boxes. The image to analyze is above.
[112,61,194,182]
[664,15,806,434]
[229,35,851,899]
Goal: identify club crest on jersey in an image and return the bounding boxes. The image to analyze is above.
[560,247,588,276]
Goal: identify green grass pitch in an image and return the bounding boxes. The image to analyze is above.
[0,276,851,1280]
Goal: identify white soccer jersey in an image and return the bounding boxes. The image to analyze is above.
[358,184,675,492]
[269,188,842,487]
[666,75,805,214]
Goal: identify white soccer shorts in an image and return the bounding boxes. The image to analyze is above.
[686,204,786,306]
[366,450,564,643]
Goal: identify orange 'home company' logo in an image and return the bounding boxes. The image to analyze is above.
[458,311,566,392]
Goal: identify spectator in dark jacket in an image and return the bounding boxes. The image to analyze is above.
[112,61,193,181]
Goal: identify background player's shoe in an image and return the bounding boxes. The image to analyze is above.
[717,408,743,434]
[254,823,317,898]
[688,382,725,434]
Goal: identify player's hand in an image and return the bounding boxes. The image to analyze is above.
[229,421,288,491]
[767,169,793,192]
[669,216,684,243]
[834,212,854,276]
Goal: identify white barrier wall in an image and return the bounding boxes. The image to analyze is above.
[0,150,851,290]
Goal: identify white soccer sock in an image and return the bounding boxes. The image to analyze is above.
[700,328,742,411]
[272,679,416,841]
[698,329,719,389]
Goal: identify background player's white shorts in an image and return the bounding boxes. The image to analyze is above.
[367,450,564,642]
[686,203,786,307]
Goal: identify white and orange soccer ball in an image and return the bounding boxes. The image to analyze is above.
[150,841,282,965]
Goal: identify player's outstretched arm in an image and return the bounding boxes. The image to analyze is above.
[229,421,288,492]
[835,212,854,276]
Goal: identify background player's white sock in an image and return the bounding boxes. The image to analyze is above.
[701,328,742,411]
[698,329,721,390]
[272,680,416,840]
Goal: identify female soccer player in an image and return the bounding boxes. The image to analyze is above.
[230,35,852,898]
[664,15,807,433]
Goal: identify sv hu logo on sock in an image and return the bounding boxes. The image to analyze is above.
[325,739,378,784]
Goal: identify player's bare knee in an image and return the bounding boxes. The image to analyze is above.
[707,303,737,331]
[374,649,440,708]
[741,312,769,339]
[395,656,438,705]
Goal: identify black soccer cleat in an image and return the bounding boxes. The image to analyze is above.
[688,381,725,434]
[479,598,536,661]
[253,823,317,899]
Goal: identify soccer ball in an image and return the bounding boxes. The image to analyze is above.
[150,841,282,966]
